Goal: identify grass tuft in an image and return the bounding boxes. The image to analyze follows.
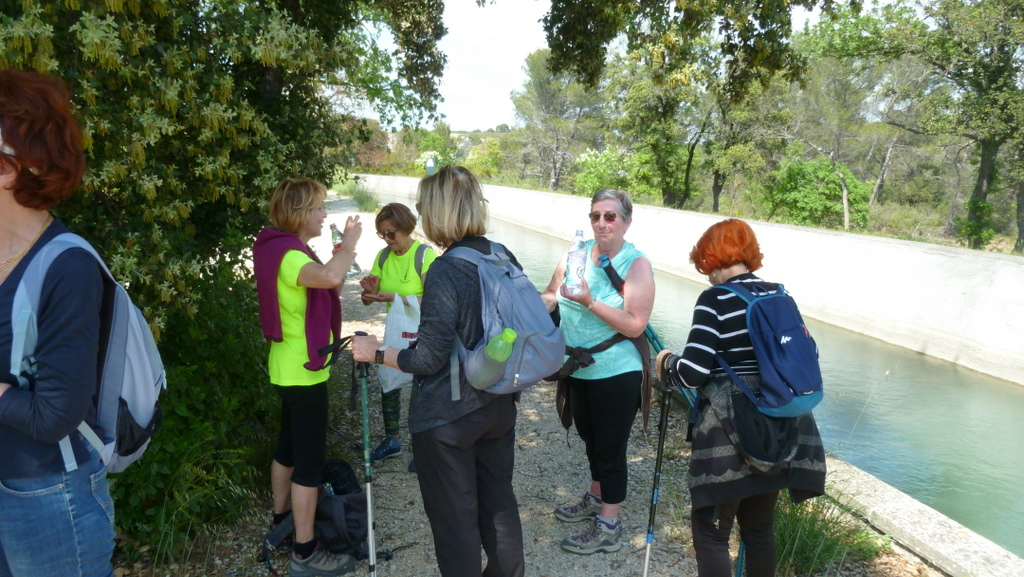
[334,177,380,212]
[775,489,891,575]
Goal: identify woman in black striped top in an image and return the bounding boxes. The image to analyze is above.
[656,219,825,577]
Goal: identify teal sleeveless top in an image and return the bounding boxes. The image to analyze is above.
[557,240,648,380]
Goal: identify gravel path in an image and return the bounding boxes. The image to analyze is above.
[115,195,939,577]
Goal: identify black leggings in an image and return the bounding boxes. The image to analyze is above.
[567,371,642,504]
[691,491,780,577]
[273,382,329,488]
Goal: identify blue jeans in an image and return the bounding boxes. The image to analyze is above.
[0,449,115,577]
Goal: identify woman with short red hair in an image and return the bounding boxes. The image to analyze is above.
[656,218,826,577]
[0,69,115,577]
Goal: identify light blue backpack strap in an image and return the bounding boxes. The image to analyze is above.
[444,245,487,401]
[450,348,461,401]
[12,233,111,471]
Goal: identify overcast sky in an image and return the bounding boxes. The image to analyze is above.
[432,0,551,131]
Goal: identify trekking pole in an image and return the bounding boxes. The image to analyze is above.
[354,331,377,577]
[642,384,673,577]
[643,324,747,577]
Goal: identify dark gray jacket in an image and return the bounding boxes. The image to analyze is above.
[397,236,518,434]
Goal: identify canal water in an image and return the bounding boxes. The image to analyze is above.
[481,215,1024,559]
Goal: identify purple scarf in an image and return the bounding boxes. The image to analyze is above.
[253,227,341,371]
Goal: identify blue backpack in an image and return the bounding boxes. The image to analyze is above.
[714,283,822,418]
[445,241,565,399]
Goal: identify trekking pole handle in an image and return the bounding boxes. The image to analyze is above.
[355,331,370,378]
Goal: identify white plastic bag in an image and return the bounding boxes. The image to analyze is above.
[378,295,420,392]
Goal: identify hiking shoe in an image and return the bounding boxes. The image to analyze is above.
[370,436,402,462]
[553,491,602,523]
[560,518,623,555]
[290,543,356,577]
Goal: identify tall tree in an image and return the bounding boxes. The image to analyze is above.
[703,77,792,213]
[786,54,878,230]
[512,49,604,190]
[605,48,705,208]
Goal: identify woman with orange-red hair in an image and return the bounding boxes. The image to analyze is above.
[655,219,825,577]
[0,69,116,577]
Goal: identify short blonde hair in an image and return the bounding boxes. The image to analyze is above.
[268,178,327,234]
[417,166,488,248]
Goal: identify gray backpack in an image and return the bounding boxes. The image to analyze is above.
[10,233,166,473]
[446,241,564,400]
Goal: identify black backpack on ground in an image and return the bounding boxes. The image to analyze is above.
[258,459,368,566]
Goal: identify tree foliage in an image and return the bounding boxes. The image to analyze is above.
[543,0,859,100]
[605,48,706,208]
[814,0,1024,247]
[1,0,445,548]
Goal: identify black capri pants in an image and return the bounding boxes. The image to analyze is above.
[273,381,329,488]
[568,370,642,504]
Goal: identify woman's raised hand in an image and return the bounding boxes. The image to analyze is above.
[342,215,362,246]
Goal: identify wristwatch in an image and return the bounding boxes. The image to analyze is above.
[375,346,387,365]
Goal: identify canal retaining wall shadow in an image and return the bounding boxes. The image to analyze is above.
[359,174,1024,576]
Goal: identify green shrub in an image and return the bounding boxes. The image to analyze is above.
[866,203,949,242]
[759,157,871,229]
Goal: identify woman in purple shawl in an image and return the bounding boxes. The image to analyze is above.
[252,178,361,577]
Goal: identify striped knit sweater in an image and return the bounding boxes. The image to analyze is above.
[669,273,780,386]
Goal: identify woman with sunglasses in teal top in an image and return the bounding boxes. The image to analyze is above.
[359,203,437,471]
[540,188,655,556]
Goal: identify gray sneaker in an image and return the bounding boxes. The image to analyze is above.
[290,543,357,577]
[560,518,623,555]
[553,491,602,523]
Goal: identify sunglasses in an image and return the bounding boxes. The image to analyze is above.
[589,212,619,223]
[377,229,399,240]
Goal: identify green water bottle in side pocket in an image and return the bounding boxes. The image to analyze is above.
[467,328,518,390]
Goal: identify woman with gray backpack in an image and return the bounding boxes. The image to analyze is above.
[352,166,527,577]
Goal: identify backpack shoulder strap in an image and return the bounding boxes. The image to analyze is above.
[376,247,393,271]
[414,243,428,279]
[11,233,112,472]
[10,234,108,385]
[716,282,755,303]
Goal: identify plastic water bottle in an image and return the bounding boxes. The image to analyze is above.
[485,328,517,363]
[330,223,344,250]
[330,223,362,274]
[564,230,587,295]
[466,328,518,390]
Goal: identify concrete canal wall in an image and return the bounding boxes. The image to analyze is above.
[357,174,1024,389]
